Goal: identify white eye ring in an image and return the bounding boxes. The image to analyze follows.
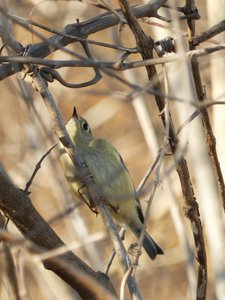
[82,121,89,132]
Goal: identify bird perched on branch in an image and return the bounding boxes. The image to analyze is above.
[59,107,163,260]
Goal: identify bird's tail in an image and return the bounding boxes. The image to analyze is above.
[142,231,163,260]
[133,229,163,260]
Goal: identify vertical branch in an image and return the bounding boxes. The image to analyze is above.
[117,0,207,299]
[3,244,20,300]
[185,0,225,210]
[183,1,225,299]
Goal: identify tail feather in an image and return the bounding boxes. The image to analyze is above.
[133,228,163,260]
[143,232,164,260]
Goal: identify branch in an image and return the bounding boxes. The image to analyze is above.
[118,0,207,299]
[1,42,225,71]
[0,0,167,80]
[24,144,57,192]
[191,19,225,46]
[32,72,142,299]
[0,170,116,300]
[187,2,225,211]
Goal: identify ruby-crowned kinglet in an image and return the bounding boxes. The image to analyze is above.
[59,108,163,259]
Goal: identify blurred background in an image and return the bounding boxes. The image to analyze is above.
[0,0,225,299]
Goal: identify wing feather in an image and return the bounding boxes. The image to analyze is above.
[84,139,137,205]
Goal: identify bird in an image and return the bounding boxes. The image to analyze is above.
[59,107,163,259]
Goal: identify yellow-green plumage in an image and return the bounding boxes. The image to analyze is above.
[60,108,163,259]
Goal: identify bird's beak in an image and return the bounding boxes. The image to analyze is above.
[72,107,78,118]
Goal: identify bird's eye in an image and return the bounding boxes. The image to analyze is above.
[82,121,89,132]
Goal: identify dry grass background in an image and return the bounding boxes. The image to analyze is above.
[0,0,224,299]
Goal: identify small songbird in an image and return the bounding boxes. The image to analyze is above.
[59,108,163,259]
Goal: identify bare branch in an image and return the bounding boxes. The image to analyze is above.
[24,144,57,193]
[191,19,225,46]
[1,42,225,72]
[0,170,116,300]
[118,1,207,299]
[0,0,167,80]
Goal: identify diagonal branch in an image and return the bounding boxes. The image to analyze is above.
[32,71,142,300]
[191,19,225,46]
[0,169,116,300]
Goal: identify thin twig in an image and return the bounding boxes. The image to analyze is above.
[137,147,162,196]
[0,40,224,72]
[3,244,21,300]
[98,0,127,23]
[39,40,102,88]
[6,11,132,52]
[120,267,133,300]
[104,228,126,274]
[136,69,171,266]
[1,42,225,72]
[24,143,57,192]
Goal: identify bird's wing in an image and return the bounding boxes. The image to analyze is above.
[84,139,138,203]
